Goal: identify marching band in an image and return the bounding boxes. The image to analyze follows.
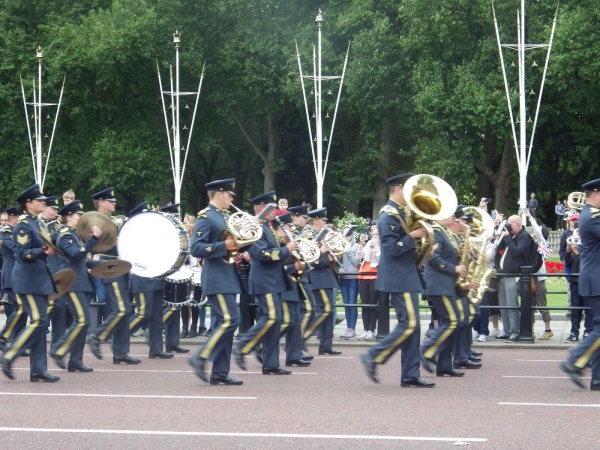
[1,175,600,393]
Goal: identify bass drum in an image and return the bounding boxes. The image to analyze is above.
[118,211,188,278]
[165,266,193,305]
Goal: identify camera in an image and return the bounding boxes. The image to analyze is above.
[485,198,493,204]
[504,222,512,233]
[360,233,371,243]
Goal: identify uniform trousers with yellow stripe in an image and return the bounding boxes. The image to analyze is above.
[47,296,67,353]
[568,295,600,378]
[366,292,421,380]
[304,288,334,353]
[91,280,132,356]
[3,294,49,374]
[421,295,460,373]
[237,293,282,369]
[129,290,164,354]
[280,299,303,362]
[196,293,239,374]
[453,296,473,363]
[51,291,91,368]
[1,290,27,342]
[163,305,182,348]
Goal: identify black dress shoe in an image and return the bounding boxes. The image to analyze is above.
[86,334,102,360]
[0,354,14,380]
[318,348,342,355]
[359,353,379,384]
[188,356,208,383]
[113,355,141,365]
[454,359,482,369]
[166,346,189,353]
[262,366,292,375]
[420,353,436,374]
[470,350,483,357]
[210,373,243,386]
[591,380,600,391]
[559,360,584,388]
[50,352,66,369]
[401,377,435,388]
[468,356,482,363]
[149,351,174,359]
[301,352,314,360]
[286,359,311,367]
[67,365,93,373]
[254,347,264,364]
[232,346,246,371]
[437,369,465,377]
[30,371,60,382]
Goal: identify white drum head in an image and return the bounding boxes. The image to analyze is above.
[165,266,193,283]
[118,211,187,278]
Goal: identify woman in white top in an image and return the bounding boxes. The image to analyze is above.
[356,223,381,340]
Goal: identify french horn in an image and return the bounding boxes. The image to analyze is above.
[567,192,586,212]
[219,205,263,263]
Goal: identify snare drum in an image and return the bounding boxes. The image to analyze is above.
[117,210,188,278]
[164,266,192,305]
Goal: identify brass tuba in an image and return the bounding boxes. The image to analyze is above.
[568,192,586,212]
[404,174,458,268]
[219,204,264,263]
[566,228,581,246]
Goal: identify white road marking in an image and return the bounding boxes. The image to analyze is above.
[0,393,255,400]
[0,427,487,442]
[313,356,354,359]
[13,368,317,375]
[503,376,591,379]
[499,402,600,408]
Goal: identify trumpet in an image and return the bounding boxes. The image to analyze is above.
[219,204,265,263]
[403,174,458,268]
[568,192,586,212]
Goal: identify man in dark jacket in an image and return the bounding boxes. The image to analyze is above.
[496,215,531,342]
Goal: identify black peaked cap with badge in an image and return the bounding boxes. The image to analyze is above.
[288,205,310,216]
[582,179,600,191]
[16,184,47,203]
[45,196,59,209]
[205,178,235,194]
[251,191,277,206]
[91,187,116,201]
[59,200,84,216]
[307,207,327,220]
[129,201,149,217]
[386,173,415,187]
[160,203,180,214]
[277,212,293,225]
[4,207,20,216]
[455,204,468,219]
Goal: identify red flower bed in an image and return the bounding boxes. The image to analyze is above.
[545,261,564,274]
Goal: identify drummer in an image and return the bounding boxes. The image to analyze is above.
[128,202,174,359]
[160,203,189,355]
[86,187,140,365]
[0,184,59,382]
[49,200,101,372]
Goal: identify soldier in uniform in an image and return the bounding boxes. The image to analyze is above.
[49,200,100,372]
[187,179,243,385]
[127,202,174,360]
[160,203,189,355]
[561,178,600,391]
[288,205,315,354]
[0,207,27,350]
[302,207,342,355]
[275,212,311,367]
[359,174,434,387]
[420,213,467,377]
[233,191,297,375]
[86,187,140,365]
[0,184,59,382]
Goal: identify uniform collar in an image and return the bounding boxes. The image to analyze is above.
[388,198,406,210]
[27,211,38,219]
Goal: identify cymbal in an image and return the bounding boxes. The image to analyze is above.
[77,212,118,252]
[90,260,132,279]
[50,269,76,301]
[36,231,68,261]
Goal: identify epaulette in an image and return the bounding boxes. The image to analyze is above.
[60,227,70,236]
[591,206,600,219]
[379,205,400,219]
[18,214,28,223]
[197,207,209,218]
[2,225,11,233]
